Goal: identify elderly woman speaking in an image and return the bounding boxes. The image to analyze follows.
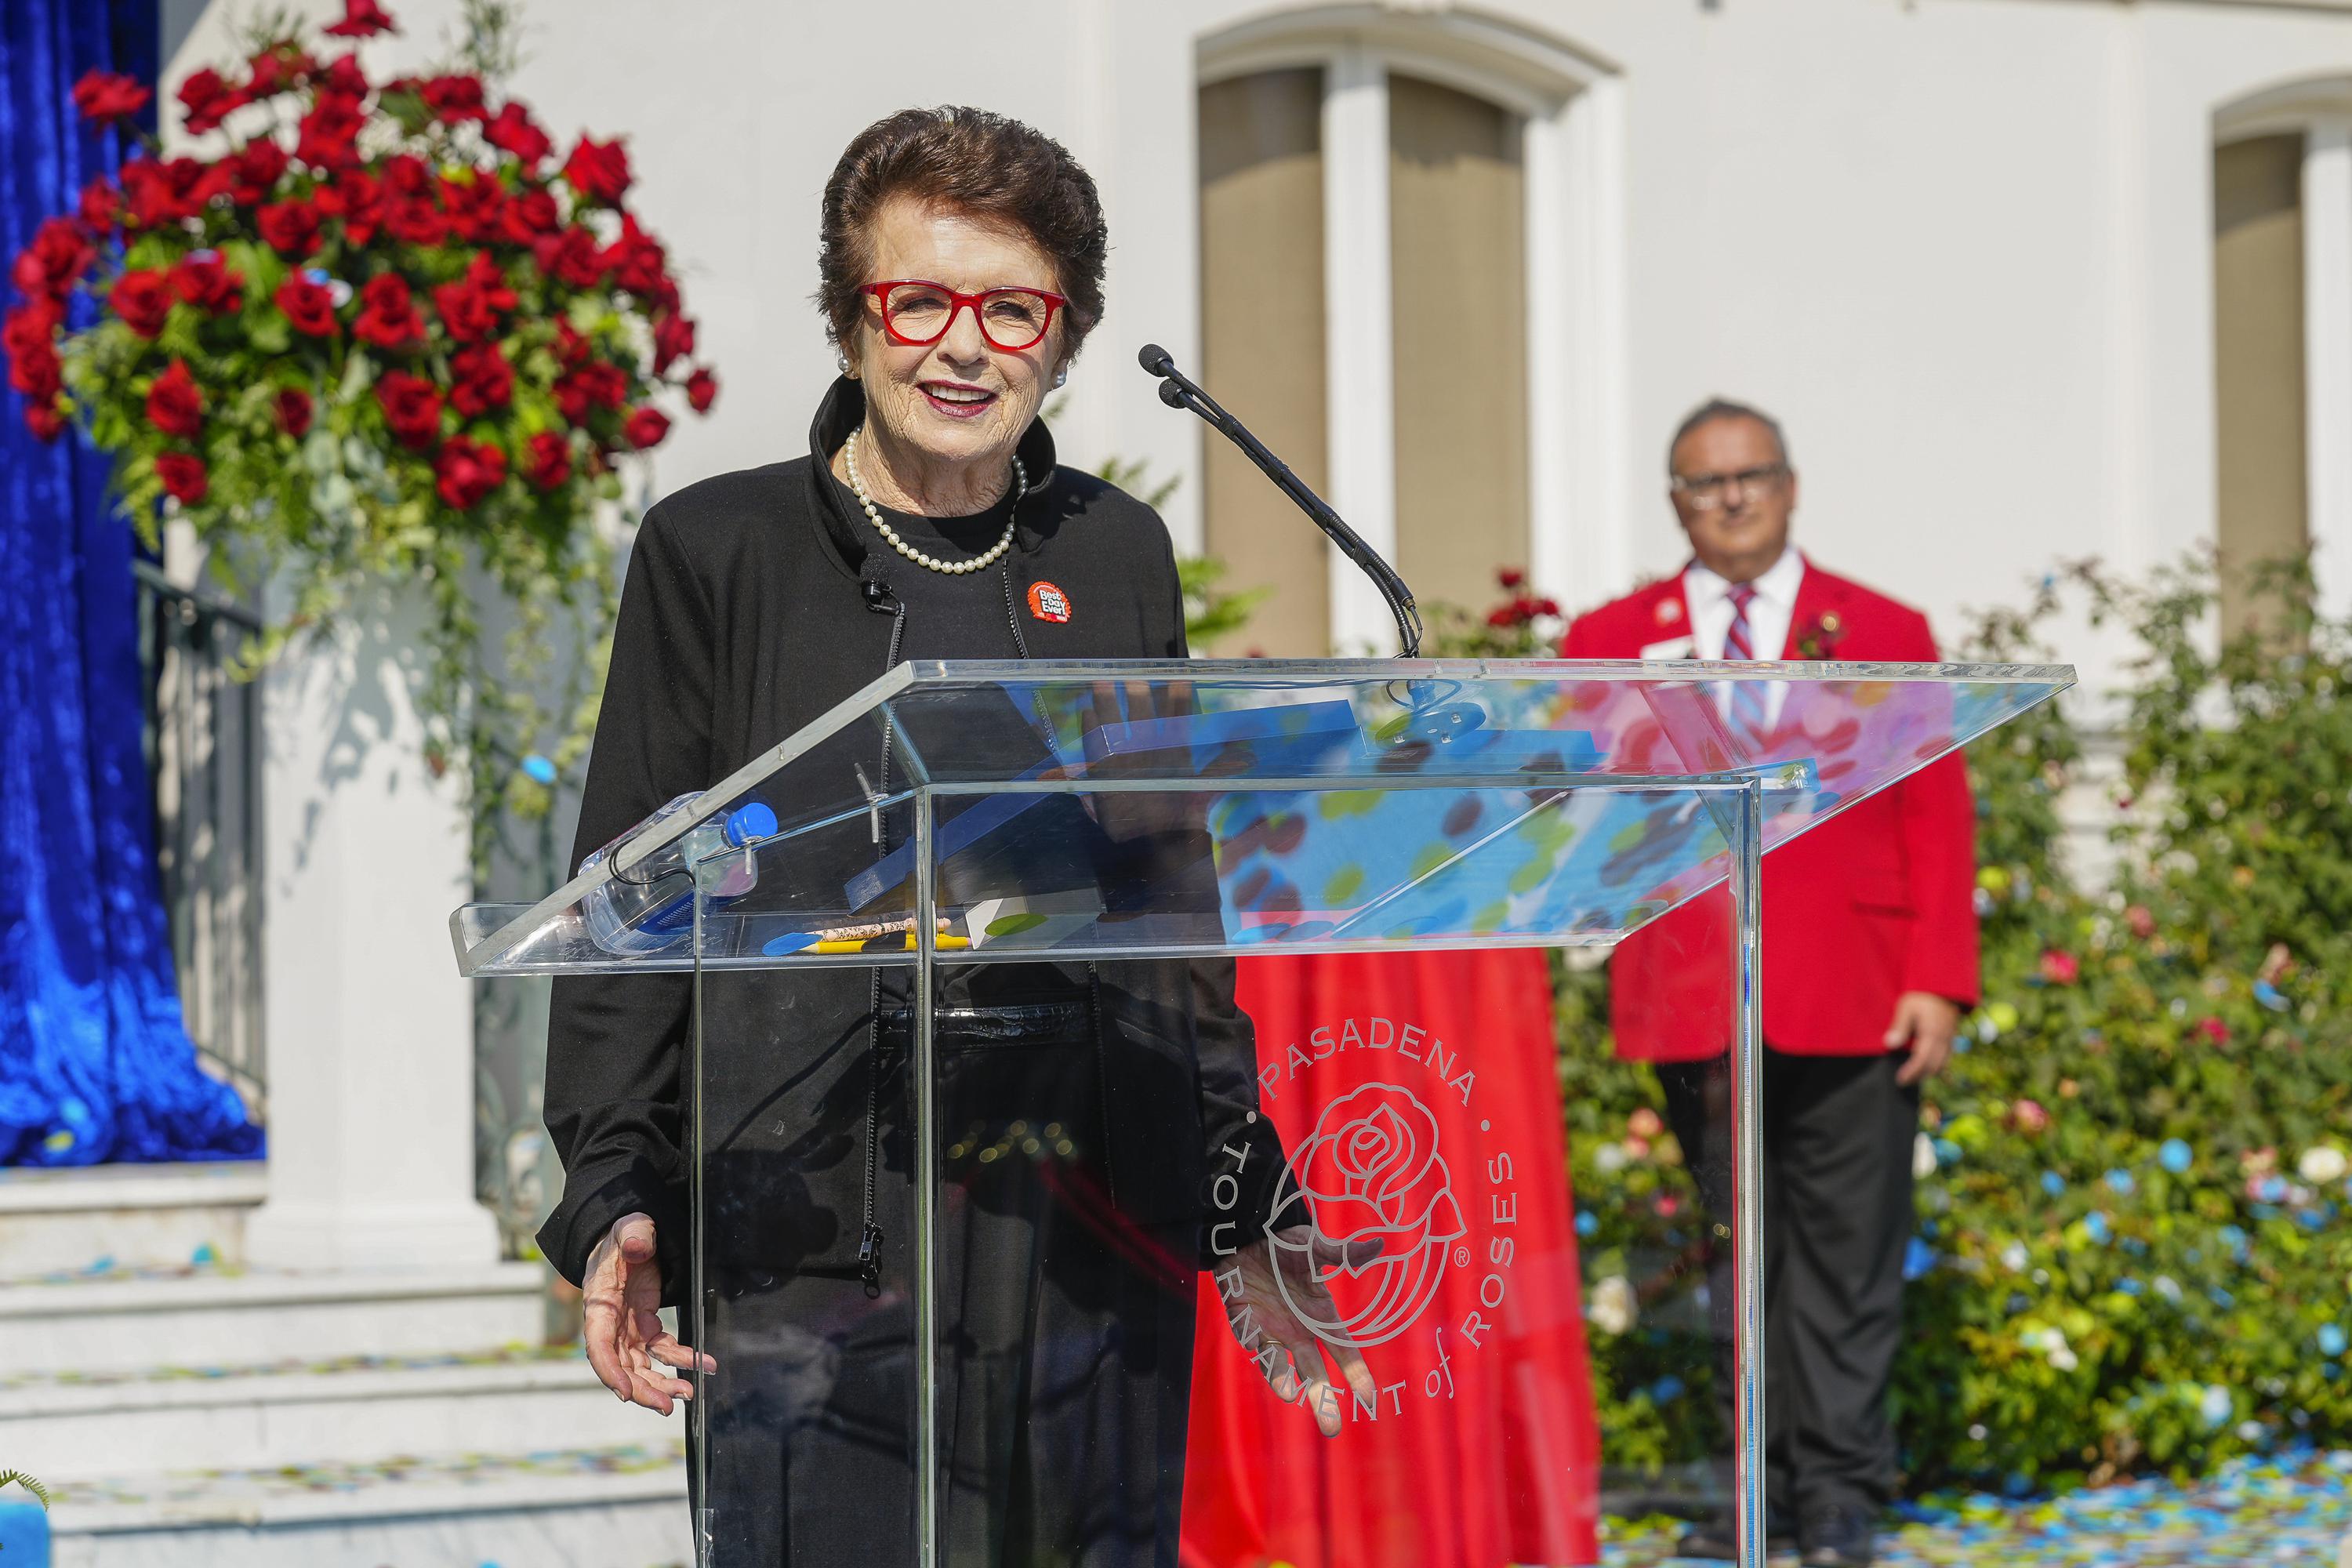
[538,107,1366,1566]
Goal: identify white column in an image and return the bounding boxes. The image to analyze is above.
[2304,121,2352,618]
[1524,103,1577,611]
[1322,47,1400,655]
[244,583,501,1271]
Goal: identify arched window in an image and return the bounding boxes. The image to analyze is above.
[1193,8,1624,653]
[2213,78,2352,633]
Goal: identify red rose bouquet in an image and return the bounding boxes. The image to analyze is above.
[3,0,720,834]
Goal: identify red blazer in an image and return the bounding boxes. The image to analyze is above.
[1560,557,1980,1062]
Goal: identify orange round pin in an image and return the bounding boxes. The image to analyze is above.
[1026,580,1072,623]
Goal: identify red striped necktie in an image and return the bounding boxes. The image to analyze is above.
[1722,583,1771,738]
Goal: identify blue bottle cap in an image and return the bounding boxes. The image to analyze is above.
[724,802,778,847]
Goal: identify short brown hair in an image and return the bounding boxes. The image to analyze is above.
[817,107,1108,359]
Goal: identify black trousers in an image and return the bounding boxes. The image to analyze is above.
[1657,1047,1919,1516]
[688,1034,1197,1567]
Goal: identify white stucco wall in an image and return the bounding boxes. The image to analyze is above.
[168,0,2352,672]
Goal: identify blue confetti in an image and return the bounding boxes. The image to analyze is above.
[2105,1167,2136,1195]
[2159,1138,2193,1174]
[521,753,557,786]
[2320,1323,2347,1358]
[2082,1211,2112,1245]
[1575,1210,1597,1238]
[2042,1171,2067,1197]
[1904,1238,1937,1279]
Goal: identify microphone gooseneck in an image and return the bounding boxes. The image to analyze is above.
[1137,343,1423,658]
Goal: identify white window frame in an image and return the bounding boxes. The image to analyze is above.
[2216,78,2352,616]
[1198,5,1628,651]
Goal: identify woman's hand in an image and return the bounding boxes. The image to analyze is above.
[1224,1226,1381,1437]
[581,1211,716,1414]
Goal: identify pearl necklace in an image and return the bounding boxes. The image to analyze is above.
[843,428,1024,576]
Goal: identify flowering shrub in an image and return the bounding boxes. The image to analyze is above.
[2,0,715,844]
[1436,557,2352,1493]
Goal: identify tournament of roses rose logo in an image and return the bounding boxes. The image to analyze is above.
[1210,1014,1523,1424]
[1266,1083,1466,1348]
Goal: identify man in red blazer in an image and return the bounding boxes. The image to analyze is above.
[1561,400,1978,1567]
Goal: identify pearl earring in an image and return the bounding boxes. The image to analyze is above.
[1053,365,1069,389]
[836,350,851,375]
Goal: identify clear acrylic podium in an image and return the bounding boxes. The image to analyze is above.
[454,656,2071,1568]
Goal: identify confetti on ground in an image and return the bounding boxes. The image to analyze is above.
[1602,1452,2352,1564]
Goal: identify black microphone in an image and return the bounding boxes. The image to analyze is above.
[1138,343,1422,658]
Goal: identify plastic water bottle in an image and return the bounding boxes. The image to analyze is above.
[579,793,779,955]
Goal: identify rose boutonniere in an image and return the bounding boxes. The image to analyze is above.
[1790,610,1845,661]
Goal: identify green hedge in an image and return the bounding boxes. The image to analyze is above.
[1456,561,2352,1493]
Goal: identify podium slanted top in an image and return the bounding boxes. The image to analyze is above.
[450,656,2071,978]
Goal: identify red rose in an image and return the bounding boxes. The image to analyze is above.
[154,452,209,504]
[78,176,121,234]
[169,254,245,314]
[1497,568,1526,590]
[73,70,151,125]
[554,319,591,368]
[553,361,627,425]
[319,53,370,97]
[561,136,631,205]
[375,369,442,448]
[523,430,572,489]
[3,303,61,397]
[437,172,502,241]
[111,269,174,337]
[322,0,398,38]
[257,199,322,256]
[2039,949,2080,986]
[272,385,314,437]
[296,90,368,169]
[12,217,95,299]
[315,168,382,245]
[383,195,447,248]
[623,406,670,450]
[497,187,558,244]
[533,227,606,289]
[419,74,487,122]
[245,47,314,98]
[2197,1017,2231,1046]
[685,368,717,414]
[226,138,290,205]
[652,311,695,374]
[275,275,339,336]
[448,343,514,417]
[434,435,506,509]
[482,103,552,167]
[176,67,244,136]
[24,401,66,442]
[603,215,666,296]
[145,358,204,437]
[118,158,223,228]
[383,154,433,198]
[352,273,423,348]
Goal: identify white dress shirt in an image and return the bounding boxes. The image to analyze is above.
[1682,546,1806,728]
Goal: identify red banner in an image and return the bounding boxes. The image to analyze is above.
[1181,949,1601,1568]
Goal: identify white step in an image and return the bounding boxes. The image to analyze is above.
[0,1262,546,1375]
[7,1345,678,1480]
[44,1441,691,1568]
[0,1163,266,1280]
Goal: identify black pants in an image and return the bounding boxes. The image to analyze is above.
[1657,1048,1919,1516]
[688,1034,1197,1567]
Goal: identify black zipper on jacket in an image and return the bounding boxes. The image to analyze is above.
[857,585,906,1299]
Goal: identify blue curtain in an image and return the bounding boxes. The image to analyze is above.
[1,0,262,1164]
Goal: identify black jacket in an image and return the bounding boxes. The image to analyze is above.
[538,379,1286,1301]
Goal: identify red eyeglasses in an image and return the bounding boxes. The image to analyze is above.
[860,280,1067,353]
